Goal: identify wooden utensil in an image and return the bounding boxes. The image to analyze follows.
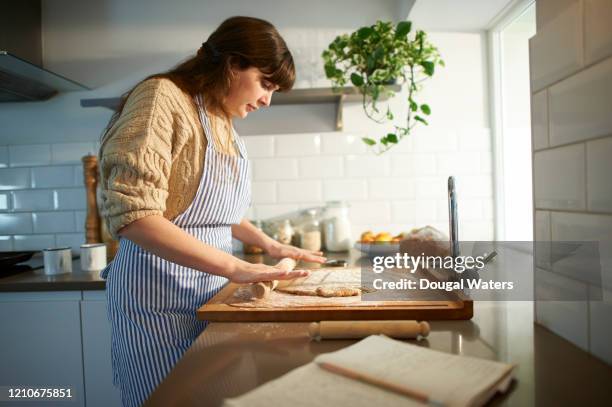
[308,320,430,340]
[317,361,442,406]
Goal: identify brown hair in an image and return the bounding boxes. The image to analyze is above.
[102,16,295,141]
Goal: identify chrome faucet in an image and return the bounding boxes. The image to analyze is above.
[448,176,460,258]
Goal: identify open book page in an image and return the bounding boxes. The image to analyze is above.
[223,335,513,407]
[223,363,424,407]
[315,335,514,407]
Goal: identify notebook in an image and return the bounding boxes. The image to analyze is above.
[223,335,514,407]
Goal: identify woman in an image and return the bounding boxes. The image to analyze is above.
[99,16,325,407]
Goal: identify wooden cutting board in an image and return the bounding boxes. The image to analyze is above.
[197,267,473,322]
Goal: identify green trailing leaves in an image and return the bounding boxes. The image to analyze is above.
[386,107,394,120]
[421,61,435,76]
[322,19,443,153]
[395,21,412,39]
[373,46,385,62]
[350,73,364,87]
[415,115,428,125]
[357,26,374,40]
[386,133,398,143]
[362,137,376,146]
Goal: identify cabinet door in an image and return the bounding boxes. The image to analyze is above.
[80,291,121,407]
[0,291,85,407]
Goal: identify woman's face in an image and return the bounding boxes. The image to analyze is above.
[224,67,279,119]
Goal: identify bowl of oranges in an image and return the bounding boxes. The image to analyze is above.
[354,230,404,256]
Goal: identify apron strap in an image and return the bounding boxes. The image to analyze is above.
[232,128,248,159]
[195,94,247,159]
[195,94,215,146]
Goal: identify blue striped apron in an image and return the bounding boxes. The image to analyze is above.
[101,94,251,407]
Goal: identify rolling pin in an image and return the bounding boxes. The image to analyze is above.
[308,320,430,341]
[250,258,299,299]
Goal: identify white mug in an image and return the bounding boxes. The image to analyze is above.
[80,243,107,272]
[43,247,73,275]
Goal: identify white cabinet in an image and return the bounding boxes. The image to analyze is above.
[0,291,86,407]
[0,290,121,407]
[81,291,121,407]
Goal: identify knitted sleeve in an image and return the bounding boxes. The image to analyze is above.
[99,78,175,239]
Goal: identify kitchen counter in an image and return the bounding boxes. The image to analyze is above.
[0,256,106,292]
[144,250,612,407]
[145,304,612,406]
[0,250,357,292]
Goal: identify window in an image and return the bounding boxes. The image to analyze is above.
[489,1,536,240]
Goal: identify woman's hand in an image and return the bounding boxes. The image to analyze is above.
[265,241,327,264]
[227,260,310,284]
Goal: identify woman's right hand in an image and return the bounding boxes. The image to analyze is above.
[227,260,310,284]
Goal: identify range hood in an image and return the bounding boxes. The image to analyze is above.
[1,1,90,102]
[0,51,89,102]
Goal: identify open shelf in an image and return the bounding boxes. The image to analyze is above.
[80,84,401,130]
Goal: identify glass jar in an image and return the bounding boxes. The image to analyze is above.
[276,219,294,245]
[300,209,322,252]
[322,201,352,252]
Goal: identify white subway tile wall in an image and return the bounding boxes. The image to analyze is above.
[244,132,494,239]
[535,268,590,351]
[531,90,549,150]
[322,179,367,201]
[51,142,97,164]
[1,132,495,249]
[32,212,76,234]
[31,166,77,188]
[55,188,87,210]
[0,142,91,253]
[12,190,55,211]
[533,0,612,364]
[534,210,551,270]
[277,180,322,203]
[298,156,344,178]
[0,193,9,211]
[587,137,612,212]
[0,168,30,190]
[276,134,321,156]
[253,158,298,180]
[250,182,277,205]
[9,144,52,167]
[243,136,274,157]
[0,235,12,251]
[13,234,55,251]
[548,57,612,147]
[584,0,612,65]
[345,155,390,177]
[320,132,367,155]
[534,144,586,210]
[0,213,34,235]
[56,233,86,255]
[0,146,8,168]
[529,0,582,92]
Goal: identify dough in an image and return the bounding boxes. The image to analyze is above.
[278,286,362,297]
[275,267,370,298]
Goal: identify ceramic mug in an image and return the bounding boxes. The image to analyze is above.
[43,247,72,275]
[80,243,107,272]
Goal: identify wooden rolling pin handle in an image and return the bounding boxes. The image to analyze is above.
[308,320,430,341]
[251,258,297,299]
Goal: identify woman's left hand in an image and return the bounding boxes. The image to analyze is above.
[266,242,326,264]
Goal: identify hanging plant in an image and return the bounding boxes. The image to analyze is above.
[322,20,444,154]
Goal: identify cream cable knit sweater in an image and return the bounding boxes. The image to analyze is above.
[99,78,236,238]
